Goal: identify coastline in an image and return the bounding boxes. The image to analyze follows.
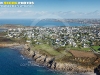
[0,43,96,75]
[20,45,96,75]
[0,43,20,48]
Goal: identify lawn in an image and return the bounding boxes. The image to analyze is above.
[91,46,100,51]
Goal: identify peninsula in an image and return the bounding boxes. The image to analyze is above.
[0,22,100,74]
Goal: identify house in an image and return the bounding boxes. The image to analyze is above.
[26,40,31,43]
[72,42,77,47]
[98,32,100,37]
[83,43,88,48]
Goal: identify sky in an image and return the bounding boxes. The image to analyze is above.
[0,0,100,19]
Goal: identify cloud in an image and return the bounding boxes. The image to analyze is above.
[17,10,22,13]
[0,9,100,19]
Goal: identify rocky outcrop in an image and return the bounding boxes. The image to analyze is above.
[20,48,94,73]
[94,65,100,75]
[31,51,55,67]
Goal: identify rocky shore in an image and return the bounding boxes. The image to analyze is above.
[20,46,96,74]
[94,65,100,75]
[0,43,96,74]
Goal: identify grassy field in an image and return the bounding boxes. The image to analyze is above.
[31,44,72,57]
[0,32,7,37]
[69,47,91,51]
[91,46,100,51]
[32,44,60,56]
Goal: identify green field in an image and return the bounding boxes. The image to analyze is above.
[32,44,60,56]
[31,44,72,57]
[91,46,100,51]
[70,47,90,51]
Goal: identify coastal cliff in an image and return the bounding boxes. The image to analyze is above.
[0,43,97,74]
[21,47,94,73]
[94,65,100,75]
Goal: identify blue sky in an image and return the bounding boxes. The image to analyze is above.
[0,0,100,19]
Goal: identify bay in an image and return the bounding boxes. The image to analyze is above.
[0,19,88,27]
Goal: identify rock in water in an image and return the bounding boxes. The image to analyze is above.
[94,65,100,75]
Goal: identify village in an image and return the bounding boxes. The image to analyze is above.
[5,25,100,52]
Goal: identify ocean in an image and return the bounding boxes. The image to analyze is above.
[0,48,66,75]
[0,19,88,27]
[0,48,95,75]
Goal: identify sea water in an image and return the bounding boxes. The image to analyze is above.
[0,48,66,75]
[0,48,95,75]
[0,19,88,27]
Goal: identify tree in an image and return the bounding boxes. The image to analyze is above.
[77,42,82,49]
